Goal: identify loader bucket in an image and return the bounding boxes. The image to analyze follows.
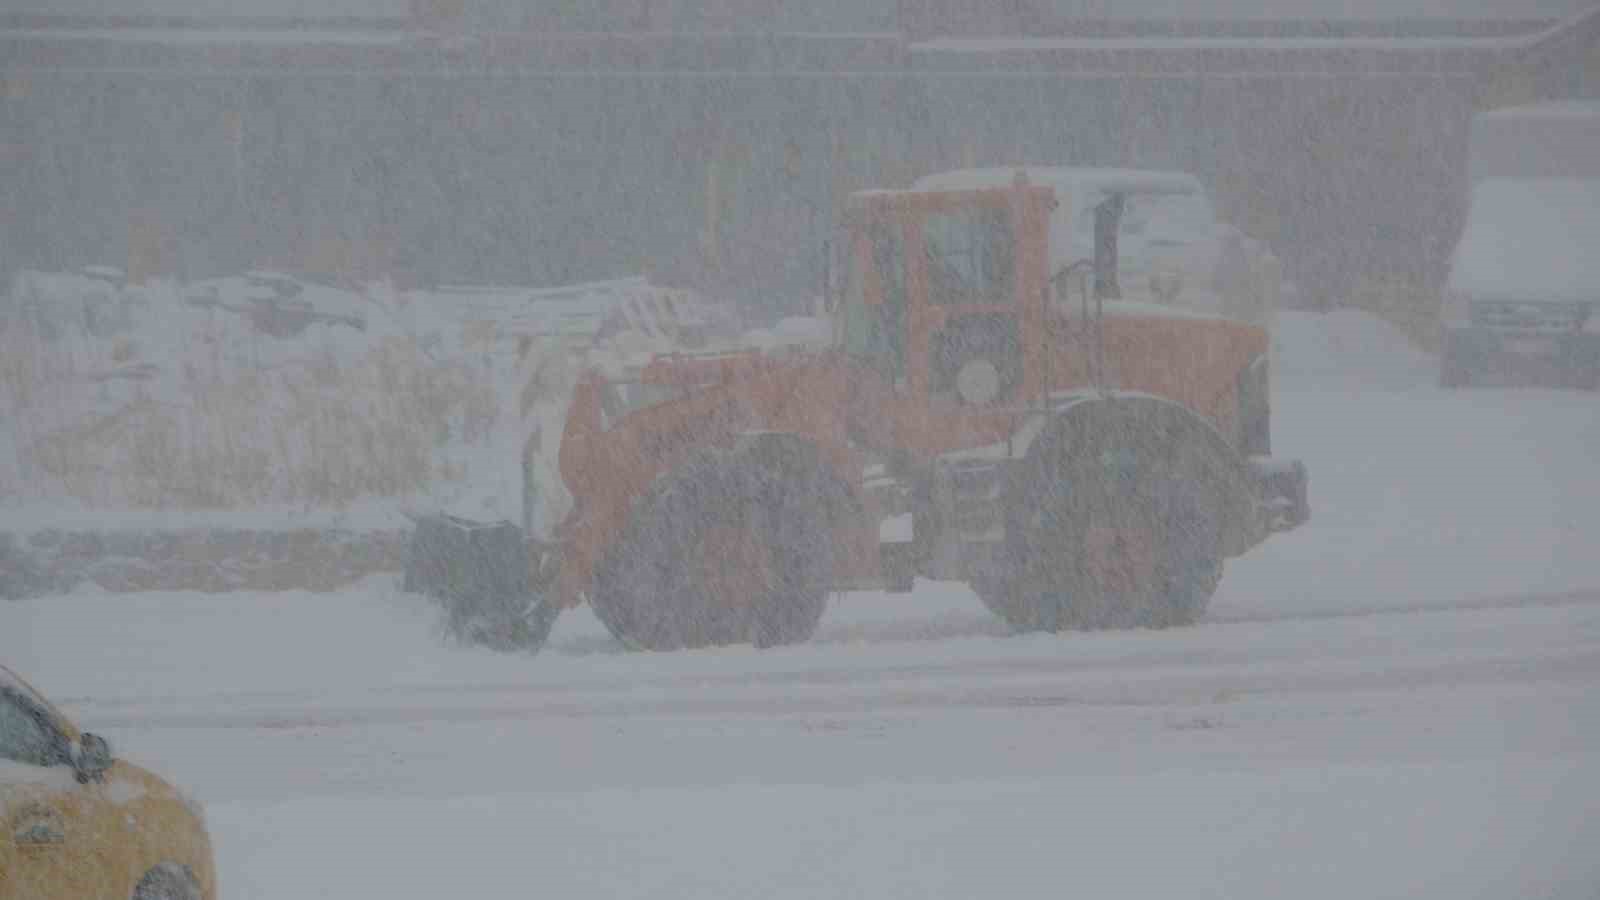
[403,515,556,652]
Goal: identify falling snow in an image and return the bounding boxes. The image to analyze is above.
[3,2,1599,898]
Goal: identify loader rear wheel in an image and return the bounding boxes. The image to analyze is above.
[979,401,1225,632]
[591,447,833,651]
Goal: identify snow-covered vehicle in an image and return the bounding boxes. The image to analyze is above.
[408,172,1309,653]
[1,665,217,900]
[1439,102,1600,390]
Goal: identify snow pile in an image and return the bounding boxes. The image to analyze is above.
[1272,308,1436,388]
[1,269,494,515]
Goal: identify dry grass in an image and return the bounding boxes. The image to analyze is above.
[2,325,499,510]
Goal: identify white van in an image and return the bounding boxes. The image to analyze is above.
[1439,102,1600,389]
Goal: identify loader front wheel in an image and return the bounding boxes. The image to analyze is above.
[591,448,833,651]
[980,401,1225,632]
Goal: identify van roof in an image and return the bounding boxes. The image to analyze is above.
[1469,101,1600,181]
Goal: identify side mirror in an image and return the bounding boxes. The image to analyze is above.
[75,733,113,784]
[1051,259,1095,305]
[1093,193,1125,300]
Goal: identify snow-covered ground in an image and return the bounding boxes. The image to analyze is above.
[4,308,1599,898]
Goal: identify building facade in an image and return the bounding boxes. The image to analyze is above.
[2,3,1596,311]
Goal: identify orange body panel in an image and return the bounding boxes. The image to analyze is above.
[1046,311,1268,434]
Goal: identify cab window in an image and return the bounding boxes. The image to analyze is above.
[841,220,905,378]
[0,690,62,768]
[923,207,1013,306]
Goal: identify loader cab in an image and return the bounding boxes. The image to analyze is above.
[835,180,1053,452]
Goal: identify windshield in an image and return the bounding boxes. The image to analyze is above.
[923,207,1014,306]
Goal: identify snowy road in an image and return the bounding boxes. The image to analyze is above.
[4,312,1600,898]
[15,584,1600,899]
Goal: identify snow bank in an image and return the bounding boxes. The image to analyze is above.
[1271,308,1435,388]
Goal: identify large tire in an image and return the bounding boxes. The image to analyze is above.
[133,863,201,900]
[979,400,1225,632]
[404,515,556,652]
[591,445,835,651]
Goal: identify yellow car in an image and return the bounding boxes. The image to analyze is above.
[1,665,216,900]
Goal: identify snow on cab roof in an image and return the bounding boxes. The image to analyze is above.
[913,167,1203,197]
[1447,177,1600,303]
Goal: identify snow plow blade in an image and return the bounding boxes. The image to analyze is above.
[403,515,556,652]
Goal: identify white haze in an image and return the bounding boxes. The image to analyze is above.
[3,2,1599,899]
